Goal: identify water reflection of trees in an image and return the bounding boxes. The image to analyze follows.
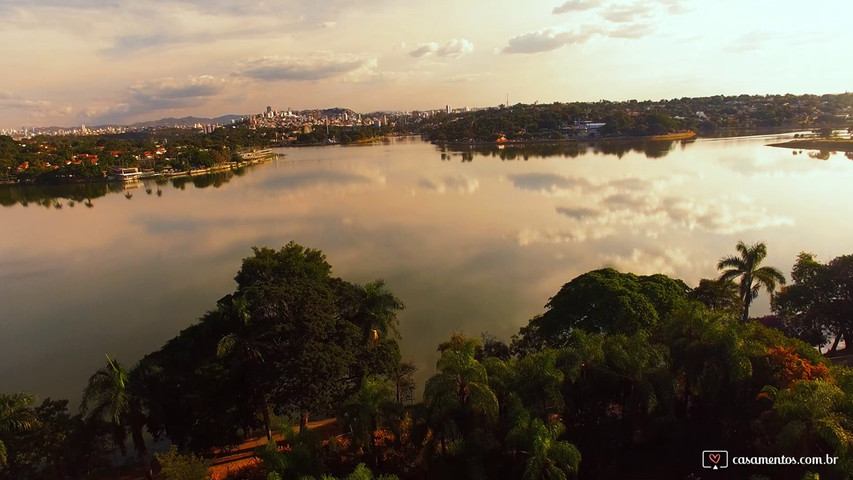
[172,170,237,190]
[0,168,244,208]
[0,182,123,208]
[440,139,691,161]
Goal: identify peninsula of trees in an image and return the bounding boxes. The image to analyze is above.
[3,241,853,480]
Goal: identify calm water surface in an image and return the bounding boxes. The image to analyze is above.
[2,134,852,404]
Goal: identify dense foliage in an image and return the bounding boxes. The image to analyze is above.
[416,92,853,143]
[774,253,853,353]
[4,242,853,480]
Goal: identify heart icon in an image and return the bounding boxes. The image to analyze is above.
[709,453,720,464]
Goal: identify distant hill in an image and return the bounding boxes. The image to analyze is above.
[125,114,246,129]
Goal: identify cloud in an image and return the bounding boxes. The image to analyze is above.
[233,55,372,81]
[507,173,592,194]
[129,75,224,102]
[418,175,480,194]
[444,72,492,83]
[0,94,72,118]
[410,39,473,59]
[601,2,653,22]
[555,206,600,220]
[508,173,653,196]
[608,23,653,38]
[410,42,438,58]
[261,171,375,190]
[83,75,227,124]
[437,39,474,57]
[318,21,336,28]
[503,27,591,54]
[601,246,691,276]
[552,0,603,14]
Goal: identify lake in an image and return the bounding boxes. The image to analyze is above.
[2,134,852,405]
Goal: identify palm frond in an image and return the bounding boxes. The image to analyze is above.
[217,333,238,358]
[466,381,499,421]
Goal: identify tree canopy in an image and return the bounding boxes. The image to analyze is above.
[511,268,690,354]
[774,253,853,353]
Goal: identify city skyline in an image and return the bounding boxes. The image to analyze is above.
[1,0,851,129]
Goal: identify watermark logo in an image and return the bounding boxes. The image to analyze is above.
[702,450,729,469]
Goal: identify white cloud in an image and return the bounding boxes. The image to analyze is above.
[233,54,374,81]
[552,0,603,14]
[503,27,593,54]
[601,247,692,276]
[410,39,473,59]
[437,39,474,58]
[601,2,653,23]
[410,42,439,58]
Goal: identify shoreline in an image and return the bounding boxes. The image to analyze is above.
[433,131,697,147]
[767,139,853,152]
[2,155,275,187]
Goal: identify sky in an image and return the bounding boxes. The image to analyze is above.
[0,0,851,128]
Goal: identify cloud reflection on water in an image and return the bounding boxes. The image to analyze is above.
[1,136,851,405]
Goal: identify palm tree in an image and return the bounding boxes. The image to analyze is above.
[717,241,786,322]
[342,376,395,467]
[81,355,153,480]
[424,335,499,454]
[760,380,853,471]
[0,393,39,466]
[216,297,274,440]
[354,280,405,345]
[506,415,581,480]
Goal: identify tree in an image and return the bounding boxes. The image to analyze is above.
[506,415,581,480]
[717,241,786,322]
[81,356,154,480]
[0,393,38,466]
[774,253,853,353]
[688,278,742,317]
[760,380,853,477]
[511,269,689,354]
[424,335,499,458]
[155,445,212,480]
[342,377,396,467]
[216,296,276,440]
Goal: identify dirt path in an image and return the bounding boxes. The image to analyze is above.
[209,418,341,480]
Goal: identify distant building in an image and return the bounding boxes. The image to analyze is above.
[446,105,452,114]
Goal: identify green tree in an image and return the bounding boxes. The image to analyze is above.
[424,334,499,460]
[774,253,853,353]
[760,380,853,477]
[689,278,742,317]
[0,393,38,466]
[81,356,154,480]
[216,296,275,440]
[718,241,786,322]
[511,269,689,353]
[155,445,212,480]
[233,244,355,431]
[506,415,581,480]
[342,377,395,467]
